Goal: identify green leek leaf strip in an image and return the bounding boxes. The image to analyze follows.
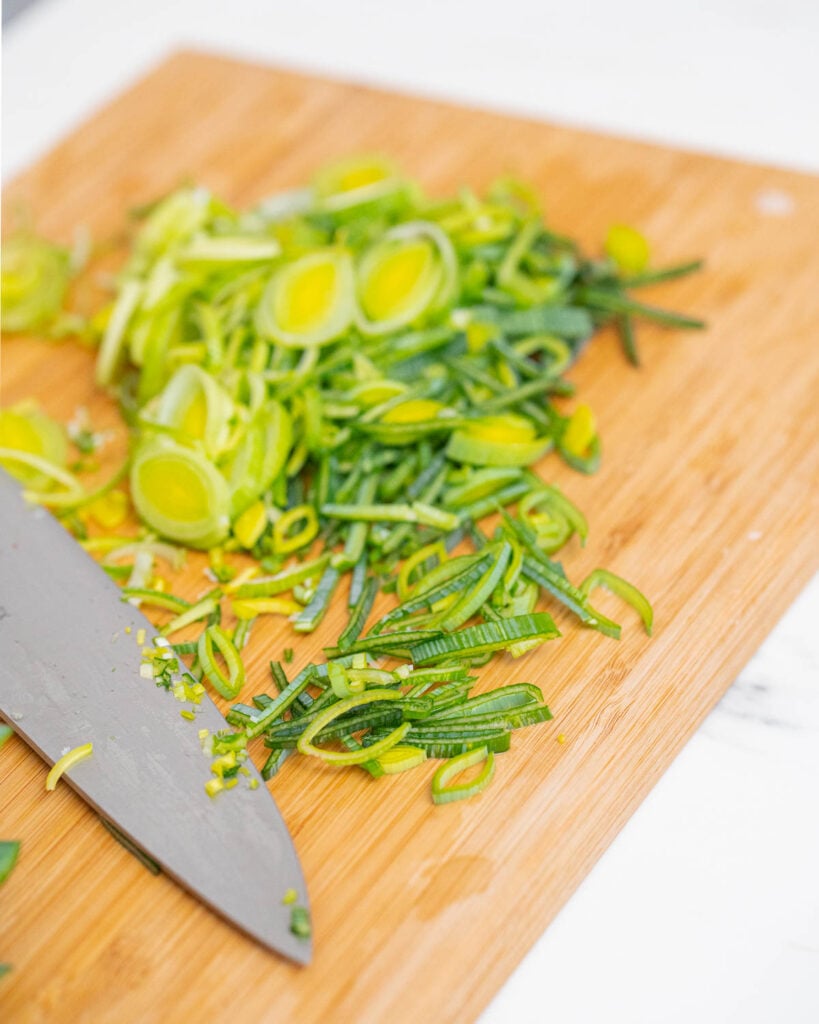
[0,725,13,750]
[618,314,639,366]
[431,746,495,805]
[269,660,290,694]
[378,457,417,502]
[197,625,246,700]
[420,679,474,712]
[428,682,543,721]
[119,588,191,614]
[443,467,523,508]
[420,704,553,732]
[321,501,459,531]
[261,748,290,781]
[338,575,379,651]
[160,591,222,636]
[323,628,443,660]
[489,336,571,380]
[620,259,704,288]
[348,554,369,609]
[233,614,255,651]
[404,730,511,759]
[520,482,589,546]
[335,475,378,570]
[453,480,532,523]
[403,664,473,692]
[473,375,573,414]
[232,667,317,739]
[579,568,654,635]
[292,565,341,633]
[576,287,706,330]
[436,541,513,632]
[409,613,559,666]
[296,689,411,766]
[379,462,450,556]
[232,553,330,599]
[471,303,594,340]
[504,513,621,636]
[264,704,404,748]
[0,840,21,884]
[373,551,495,630]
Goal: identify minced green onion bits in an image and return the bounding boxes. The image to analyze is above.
[3,154,703,807]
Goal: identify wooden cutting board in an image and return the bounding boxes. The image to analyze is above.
[2,51,818,1024]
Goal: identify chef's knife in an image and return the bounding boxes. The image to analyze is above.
[0,469,311,964]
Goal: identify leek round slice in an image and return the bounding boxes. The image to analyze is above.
[255,249,355,348]
[312,154,405,214]
[1,234,70,333]
[131,437,230,549]
[152,364,233,457]
[356,221,458,336]
[0,406,68,489]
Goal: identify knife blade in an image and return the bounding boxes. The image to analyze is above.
[0,469,311,964]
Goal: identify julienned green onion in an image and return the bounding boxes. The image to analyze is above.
[6,155,703,805]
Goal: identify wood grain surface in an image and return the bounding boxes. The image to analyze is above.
[1,51,818,1024]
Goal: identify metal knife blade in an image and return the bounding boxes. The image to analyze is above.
[0,470,311,964]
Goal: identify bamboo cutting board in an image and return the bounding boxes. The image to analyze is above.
[2,51,818,1024]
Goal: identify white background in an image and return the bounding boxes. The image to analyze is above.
[3,2,819,1021]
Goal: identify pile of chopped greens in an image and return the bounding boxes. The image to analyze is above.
[0,155,703,804]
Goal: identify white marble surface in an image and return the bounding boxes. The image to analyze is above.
[3,2,818,1020]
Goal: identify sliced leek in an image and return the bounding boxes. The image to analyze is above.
[255,248,356,348]
[131,436,230,549]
